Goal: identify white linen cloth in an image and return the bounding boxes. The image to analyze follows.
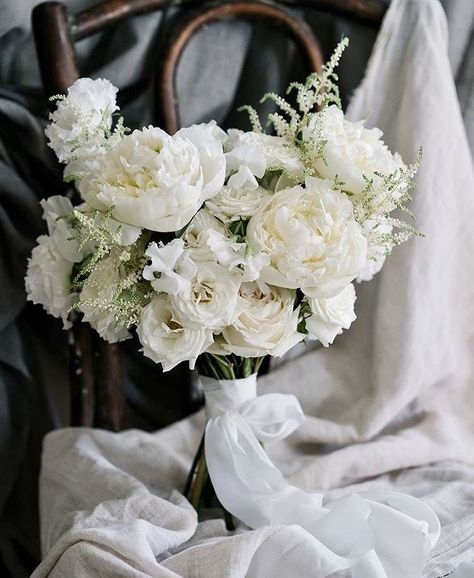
[32,0,474,576]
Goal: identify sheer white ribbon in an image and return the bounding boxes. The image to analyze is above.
[201,374,441,578]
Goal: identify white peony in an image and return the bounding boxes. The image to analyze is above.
[217,283,304,357]
[25,235,75,328]
[206,166,272,222]
[246,177,367,298]
[225,129,304,180]
[79,122,225,233]
[306,283,357,347]
[303,105,405,196]
[78,257,130,343]
[45,78,119,175]
[137,295,213,371]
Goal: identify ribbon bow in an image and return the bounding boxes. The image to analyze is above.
[201,374,440,578]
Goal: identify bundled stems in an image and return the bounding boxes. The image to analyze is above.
[184,354,266,529]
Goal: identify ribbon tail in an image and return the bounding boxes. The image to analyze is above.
[205,412,440,578]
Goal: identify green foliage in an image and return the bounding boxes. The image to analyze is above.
[196,353,265,379]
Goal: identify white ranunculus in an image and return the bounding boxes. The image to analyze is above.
[170,259,241,331]
[25,235,75,328]
[79,122,225,233]
[218,283,304,357]
[137,295,213,371]
[78,257,130,343]
[225,129,304,180]
[246,177,367,298]
[306,283,357,347]
[45,78,119,172]
[206,166,272,222]
[181,208,226,259]
[41,196,82,262]
[303,105,405,196]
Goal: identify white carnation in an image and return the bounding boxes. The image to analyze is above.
[306,283,357,347]
[45,78,119,175]
[246,177,367,298]
[303,105,404,196]
[225,129,304,180]
[78,257,130,343]
[79,122,225,233]
[41,196,82,262]
[25,235,74,328]
[137,295,213,371]
[218,283,304,357]
[206,166,272,222]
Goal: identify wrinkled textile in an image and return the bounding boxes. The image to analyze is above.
[33,428,472,578]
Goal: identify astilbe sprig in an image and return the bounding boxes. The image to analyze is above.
[353,149,424,256]
[242,37,349,143]
[68,209,153,328]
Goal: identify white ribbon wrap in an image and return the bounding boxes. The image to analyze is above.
[201,374,440,578]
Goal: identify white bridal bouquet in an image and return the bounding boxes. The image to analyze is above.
[26,41,439,576]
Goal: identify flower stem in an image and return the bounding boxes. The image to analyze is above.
[190,449,208,510]
[183,433,205,498]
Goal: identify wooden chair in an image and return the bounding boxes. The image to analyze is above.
[31,0,386,432]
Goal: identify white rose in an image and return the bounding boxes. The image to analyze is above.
[45,78,119,172]
[137,295,213,371]
[25,235,75,328]
[225,129,304,180]
[303,105,404,196]
[78,257,130,343]
[79,122,226,232]
[218,283,304,357]
[246,177,367,298]
[206,166,272,222]
[306,283,357,347]
[170,258,241,331]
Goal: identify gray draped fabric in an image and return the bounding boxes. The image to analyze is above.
[0,0,472,575]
